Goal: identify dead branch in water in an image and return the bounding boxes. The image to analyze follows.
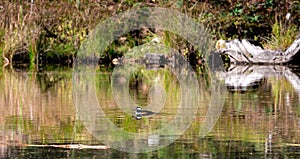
[215,35,300,64]
[23,144,109,150]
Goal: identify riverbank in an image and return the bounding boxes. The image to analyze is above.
[0,1,299,68]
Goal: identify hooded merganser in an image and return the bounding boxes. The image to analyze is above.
[133,107,156,120]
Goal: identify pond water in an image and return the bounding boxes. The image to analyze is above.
[0,64,300,158]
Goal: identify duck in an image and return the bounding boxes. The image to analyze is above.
[133,106,156,120]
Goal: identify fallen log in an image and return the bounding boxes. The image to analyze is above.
[215,34,300,64]
[23,144,109,150]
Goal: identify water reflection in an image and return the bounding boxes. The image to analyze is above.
[218,65,300,93]
[0,64,299,157]
[0,67,81,158]
[215,64,300,158]
[75,50,201,153]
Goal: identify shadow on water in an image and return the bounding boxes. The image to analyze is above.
[0,61,300,158]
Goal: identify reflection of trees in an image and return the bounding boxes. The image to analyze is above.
[0,69,84,157]
[36,71,68,92]
[0,61,299,157]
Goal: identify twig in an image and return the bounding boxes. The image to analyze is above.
[2,53,9,66]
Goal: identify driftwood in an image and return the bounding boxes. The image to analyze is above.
[23,144,109,150]
[217,65,300,93]
[215,35,300,64]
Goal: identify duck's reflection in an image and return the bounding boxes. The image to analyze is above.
[217,65,300,93]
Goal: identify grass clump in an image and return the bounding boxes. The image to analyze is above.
[264,15,299,50]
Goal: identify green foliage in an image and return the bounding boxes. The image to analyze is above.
[264,18,299,50]
[28,44,35,70]
[103,29,157,59]
[205,0,299,40]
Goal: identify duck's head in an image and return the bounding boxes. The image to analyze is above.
[135,106,142,112]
